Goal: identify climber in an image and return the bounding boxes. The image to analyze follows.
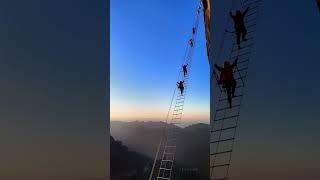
[214,57,238,108]
[192,27,196,34]
[189,39,194,47]
[230,6,250,49]
[177,80,185,95]
[182,64,188,77]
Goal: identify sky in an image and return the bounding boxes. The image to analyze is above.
[111,0,211,122]
[111,0,320,179]
[0,1,108,179]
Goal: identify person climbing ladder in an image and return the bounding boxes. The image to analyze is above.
[177,80,185,95]
[182,64,188,77]
[189,39,194,47]
[214,57,238,108]
[230,6,250,49]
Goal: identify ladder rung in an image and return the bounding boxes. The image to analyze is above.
[245,23,257,29]
[157,177,169,180]
[159,167,172,171]
[210,150,232,156]
[211,138,235,144]
[246,10,258,18]
[164,151,176,155]
[235,85,245,89]
[172,113,182,116]
[161,160,173,162]
[231,50,251,56]
[219,95,243,102]
[219,85,245,94]
[166,135,178,139]
[237,59,250,64]
[233,41,254,49]
[173,108,183,112]
[211,126,237,133]
[216,105,241,111]
[232,43,254,52]
[165,137,177,142]
[246,6,260,15]
[214,115,239,122]
[236,67,248,72]
[176,98,185,101]
[235,75,246,80]
[231,38,254,48]
[246,30,255,36]
[245,21,258,28]
[211,163,230,168]
[248,5,259,12]
[162,158,174,162]
[230,56,250,64]
[238,51,251,57]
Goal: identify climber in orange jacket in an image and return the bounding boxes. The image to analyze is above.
[177,80,185,95]
[215,57,238,108]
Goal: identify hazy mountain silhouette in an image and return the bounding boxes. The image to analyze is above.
[110,136,152,180]
[110,121,210,179]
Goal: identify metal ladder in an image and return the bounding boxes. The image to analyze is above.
[210,0,262,179]
[155,2,202,180]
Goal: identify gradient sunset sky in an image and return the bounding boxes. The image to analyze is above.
[111,0,210,122]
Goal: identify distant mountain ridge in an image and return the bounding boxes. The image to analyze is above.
[110,121,210,179]
[110,136,152,180]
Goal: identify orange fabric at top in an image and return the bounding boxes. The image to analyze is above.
[202,0,211,64]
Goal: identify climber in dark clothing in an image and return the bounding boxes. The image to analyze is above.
[230,6,250,49]
[197,6,201,15]
[177,80,185,95]
[189,39,194,47]
[215,57,238,108]
[182,64,188,77]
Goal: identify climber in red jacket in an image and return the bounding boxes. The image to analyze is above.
[177,80,185,95]
[215,57,238,108]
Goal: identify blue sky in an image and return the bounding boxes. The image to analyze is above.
[111,0,210,121]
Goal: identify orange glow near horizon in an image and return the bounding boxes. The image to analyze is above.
[111,105,209,121]
[111,94,209,121]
